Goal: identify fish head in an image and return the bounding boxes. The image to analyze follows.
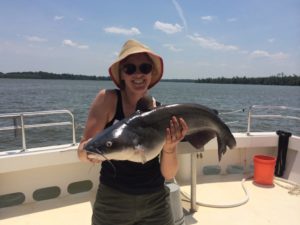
[84,123,141,161]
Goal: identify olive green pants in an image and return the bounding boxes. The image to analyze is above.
[92,184,174,225]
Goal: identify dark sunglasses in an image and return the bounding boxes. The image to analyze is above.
[122,63,153,75]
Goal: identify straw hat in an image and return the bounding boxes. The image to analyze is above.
[109,39,164,89]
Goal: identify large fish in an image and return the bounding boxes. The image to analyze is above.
[85,97,236,163]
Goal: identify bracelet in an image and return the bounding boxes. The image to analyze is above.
[162,150,176,154]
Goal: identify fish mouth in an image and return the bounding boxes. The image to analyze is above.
[86,149,106,161]
[86,152,103,160]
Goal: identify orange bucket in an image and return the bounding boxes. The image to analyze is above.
[253,155,276,185]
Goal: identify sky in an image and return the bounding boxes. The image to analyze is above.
[0,0,299,79]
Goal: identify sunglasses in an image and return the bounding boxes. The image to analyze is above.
[122,63,153,75]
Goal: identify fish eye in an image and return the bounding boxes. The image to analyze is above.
[106,141,112,148]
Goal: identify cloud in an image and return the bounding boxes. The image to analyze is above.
[201,16,214,21]
[268,38,275,43]
[188,34,239,51]
[250,50,288,60]
[77,17,84,21]
[172,0,187,30]
[104,27,141,35]
[62,39,89,49]
[25,36,47,42]
[63,40,76,47]
[77,45,89,49]
[54,16,64,21]
[154,21,183,34]
[163,44,183,52]
[227,18,237,22]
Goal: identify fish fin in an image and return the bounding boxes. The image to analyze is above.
[185,131,216,149]
[217,136,227,161]
[136,95,155,112]
[134,145,147,164]
[141,154,147,164]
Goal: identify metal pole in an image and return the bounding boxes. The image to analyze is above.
[190,152,197,212]
[20,114,26,151]
[71,114,76,145]
[247,106,252,135]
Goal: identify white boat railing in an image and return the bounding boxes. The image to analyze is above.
[1,105,299,152]
[219,108,246,125]
[247,105,300,135]
[0,110,76,151]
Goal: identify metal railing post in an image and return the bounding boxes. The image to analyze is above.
[70,113,76,145]
[190,152,197,212]
[20,114,26,151]
[247,106,252,135]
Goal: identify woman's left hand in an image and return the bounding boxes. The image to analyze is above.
[163,116,189,152]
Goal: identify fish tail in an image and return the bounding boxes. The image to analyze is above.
[217,136,227,161]
[227,132,237,149]
[222,124,237,149]
[217,130,236,161]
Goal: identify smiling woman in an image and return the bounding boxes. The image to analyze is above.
[77,39,188,225]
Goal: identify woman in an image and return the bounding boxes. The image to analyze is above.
[78,39,188,225]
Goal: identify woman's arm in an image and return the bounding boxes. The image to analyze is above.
[160,116,188,180]
[77,89,116,163]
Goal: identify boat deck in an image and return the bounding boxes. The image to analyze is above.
[181,175,300,225]
[1,175,299,225]
[0,191,96,225]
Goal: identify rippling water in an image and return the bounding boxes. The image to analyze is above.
[0,79,299,151]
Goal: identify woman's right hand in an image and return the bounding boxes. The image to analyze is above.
[77,139,102,163]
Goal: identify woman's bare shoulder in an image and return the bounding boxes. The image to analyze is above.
[88,89,117,121]
[82,89,118,140]
[93,89,116,107]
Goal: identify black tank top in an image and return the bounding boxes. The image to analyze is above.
[100,89,165,195]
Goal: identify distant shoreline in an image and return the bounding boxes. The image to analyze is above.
[1,71,299,86]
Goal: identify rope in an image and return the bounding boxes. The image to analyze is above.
[274,177,300,196]
[179,176,300,209]
[180,177,250,208]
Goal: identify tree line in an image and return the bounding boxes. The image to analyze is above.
[1,71,299,86]
[0,71,110,80]
[196,73,300,86]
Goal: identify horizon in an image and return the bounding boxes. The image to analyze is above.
[2,71,299,80]
[0,0,299,79]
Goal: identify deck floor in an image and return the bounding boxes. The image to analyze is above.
[0,192,96,225]
[181,175,300,225]
[1,175,299,225]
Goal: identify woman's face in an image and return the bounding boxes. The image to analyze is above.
[120,53,153,93]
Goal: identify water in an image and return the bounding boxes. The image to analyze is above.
[0,79,299,151]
